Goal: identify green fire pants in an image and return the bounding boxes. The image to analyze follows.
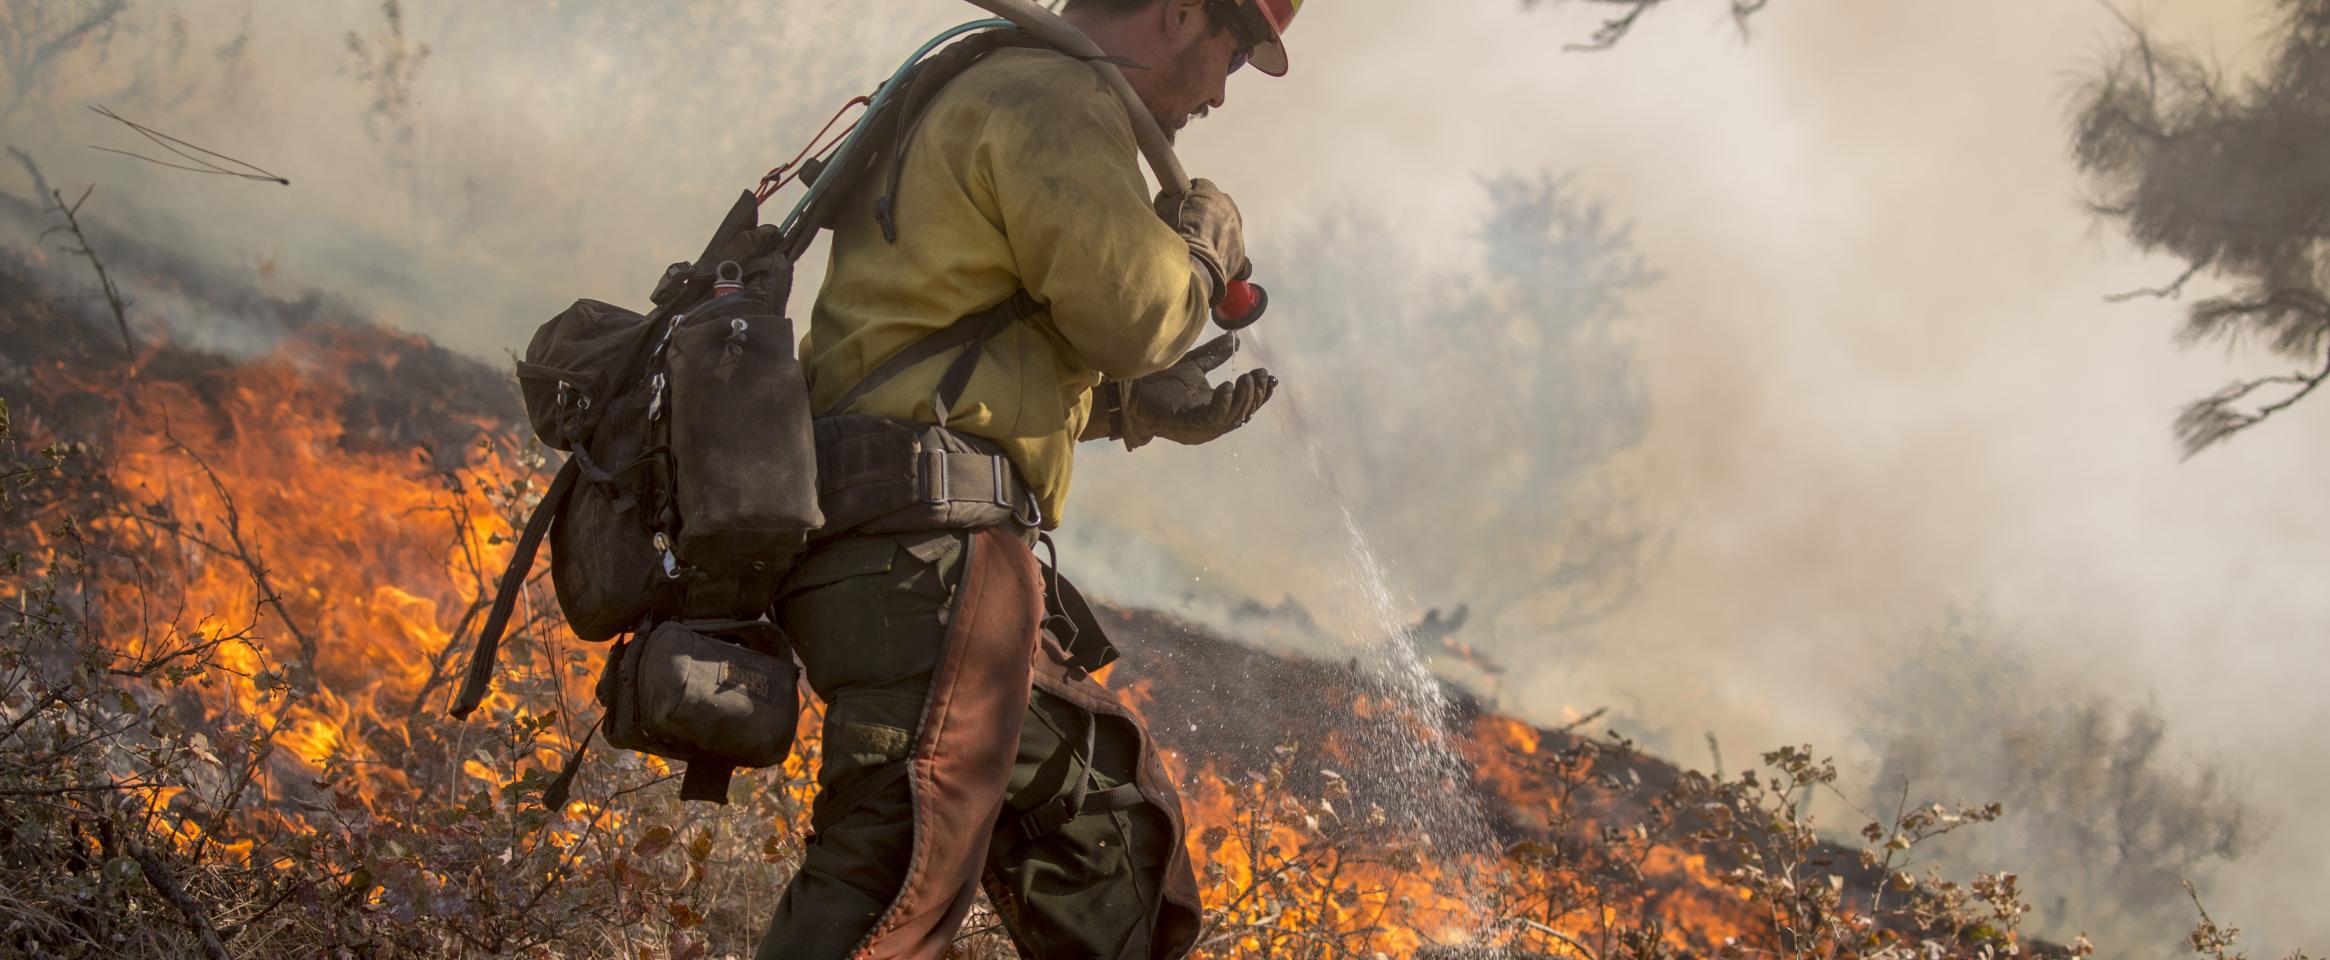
[754,530,1179,960]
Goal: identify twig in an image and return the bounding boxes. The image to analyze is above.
[87,105,289,185]
[161,422,315,665]
[2176,342,2330,455]
[217,877,306,943]
[109,599,265,680]
[9,148,135,360]
[2106,257,2210,302]
[196,702,297,865]
[0,691,66,744]
[0,596,64,624]
[492,788,625,953]
[0,778,158,797]
[1551,0,1771,52]
[1517,918,1600,960]
[1565,0,1660,51]
[1555,707,1609,735]
[951,921,1004,944]
[609,771,684,799]
[32,713,146,764]
[127,840,233,960]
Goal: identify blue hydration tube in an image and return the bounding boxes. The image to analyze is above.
[775,18,1016,237]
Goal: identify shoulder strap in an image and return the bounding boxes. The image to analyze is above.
[800,32,1083,424]
[782,29,1058,258]
[449,456,581,719]
[820,289,1042,420]
[873,30,1061,243]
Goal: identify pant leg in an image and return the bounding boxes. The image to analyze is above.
[757,533,965,960]
[982,687,1181,960]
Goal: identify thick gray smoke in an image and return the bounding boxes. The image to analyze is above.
[4,0,2322,954]
[1859,613,2261,945]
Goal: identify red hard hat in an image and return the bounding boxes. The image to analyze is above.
[1217,0,1300,77]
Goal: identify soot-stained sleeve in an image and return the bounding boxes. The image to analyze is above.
[974,62,1211,380]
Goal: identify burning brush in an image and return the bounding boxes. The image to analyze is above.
[0,197,2082,958]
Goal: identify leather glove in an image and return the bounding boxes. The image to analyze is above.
[1154,179,1248,307]
[1114,333,1277,449]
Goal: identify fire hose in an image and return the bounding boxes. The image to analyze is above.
[963,0,1269,330]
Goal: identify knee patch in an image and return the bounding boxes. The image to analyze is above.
[834,718,912,770]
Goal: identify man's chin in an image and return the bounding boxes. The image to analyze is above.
[1151,109,1202,145]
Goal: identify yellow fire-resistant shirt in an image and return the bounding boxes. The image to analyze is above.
[801,46,1214,528]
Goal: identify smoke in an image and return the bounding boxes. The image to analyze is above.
[5,0,2326,954]
[1860,611,2260,943]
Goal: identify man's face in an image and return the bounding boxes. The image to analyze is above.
[1150,10,1246,138]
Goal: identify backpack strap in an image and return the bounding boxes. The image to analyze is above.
[794,31,1072,427]
[996,703,1144,851]
[1036,534,1118,676]
[539,716,600,811]
[873,30,1042,242]
[819,289,1043,421]
[448,456,581,719]
[784,30,1020,257]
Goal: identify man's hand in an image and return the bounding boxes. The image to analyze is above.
[1117,333,1277,449]
[1155,179,1248,306]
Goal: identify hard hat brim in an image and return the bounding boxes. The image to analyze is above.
[1222,0,1291,77]
[1249,38,1288,76]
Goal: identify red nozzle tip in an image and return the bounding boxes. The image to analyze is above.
[1217,280,1266,329]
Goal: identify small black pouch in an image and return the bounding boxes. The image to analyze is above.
[599,618,799,803]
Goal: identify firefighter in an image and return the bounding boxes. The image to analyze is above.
[756,1,1300,958]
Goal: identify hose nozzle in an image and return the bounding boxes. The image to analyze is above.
[1217,278,1267,330]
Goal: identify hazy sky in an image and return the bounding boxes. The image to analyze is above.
[4,0,2319,951]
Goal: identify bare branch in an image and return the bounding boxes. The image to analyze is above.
[2174,343,2330,456]
[0,778,160,797]
[9,148,135,360]
[128,839,233,960]
[160,422,315,664]
[2106,257,2211,303]
[1556,706,1610,734]
[1539,0,1771,52]
[1565,0,1660,51]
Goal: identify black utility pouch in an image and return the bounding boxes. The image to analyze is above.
[599,619,799,802]
[666,259,822,585]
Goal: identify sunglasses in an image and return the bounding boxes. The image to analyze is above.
[1207,0,1261,75]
